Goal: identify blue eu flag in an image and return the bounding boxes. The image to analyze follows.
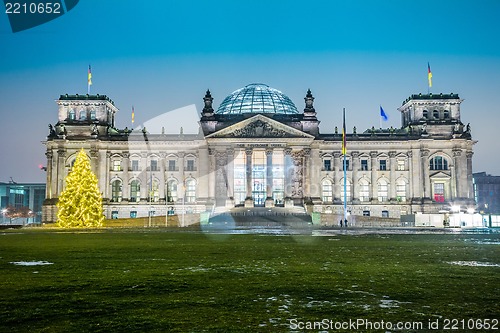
[380,106,388,121]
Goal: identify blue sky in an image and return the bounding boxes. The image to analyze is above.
[1,0,500,182]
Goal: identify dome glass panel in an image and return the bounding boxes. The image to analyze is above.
[216,83,298,115]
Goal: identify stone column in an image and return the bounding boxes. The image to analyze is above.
[351,151,359,201]
[452,149,461,199]
[410,148,422,202]
[265,148,274,207]
[122,152,130,200]
[291,150,304,201]
[370,151,378,202]
[140,152,148,200]
[303,148,311,199]
[421,149,431,199]
[208,148,216,202]
[178,152,185,189]
[333,152,341,202]
[245,148,253,207]
[45,151,53,199]
[226,148,235,200]
[466,151,474,199]
[158,153,166,201]
[310,148,322,201]
[389,151,396,200]
[215,150,228,206]
[407,151,414,200]
[284,148,293,206]
[197,146,210,205]
[89,147,99,176]
[56,149,66,196]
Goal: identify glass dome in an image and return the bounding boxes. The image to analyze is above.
[216,83,299,115]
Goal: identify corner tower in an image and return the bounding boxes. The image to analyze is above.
[52,94,119,139]
[398,93,468,138]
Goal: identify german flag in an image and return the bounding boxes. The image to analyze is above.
[428,62,432,88]
[88,65,92,86]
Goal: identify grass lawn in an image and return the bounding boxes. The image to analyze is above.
[0,229,499,332]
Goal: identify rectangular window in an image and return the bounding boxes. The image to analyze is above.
[379,160,387,171]
[111,211,119,219]
[130,211,137,218]
[434,183,445,202]
[79,110,87,121]
[186,160,195,171]
[363,210,370,216]
[112,160,121,171]
[131,160,139,171]
[361,160,368,171]
[168,160,176,171]
[342,160,350,171]
[397,160,405,171]
[150,160,158,171]
[382,210,389,218]
[323,159,331,171]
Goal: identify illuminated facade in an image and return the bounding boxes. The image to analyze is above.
[42,84,476,223]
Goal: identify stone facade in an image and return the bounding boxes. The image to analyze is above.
[42,88,476,222]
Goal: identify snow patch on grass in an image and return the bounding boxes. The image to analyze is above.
[10,261,53,266]
[447,261,500,267]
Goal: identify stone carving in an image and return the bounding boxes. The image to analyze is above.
[228,120,289,138]
[291,151,304,198]
[91,124,99,136]
[216,151,227,167]
[48,124,56,137]
[57,124,66,136]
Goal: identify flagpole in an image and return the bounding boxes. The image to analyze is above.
[343,108,347,222]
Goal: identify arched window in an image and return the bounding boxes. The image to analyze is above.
[429,156,448,170]
[443,110,450,119]
[68,109,76,120]
[377,179,388,202]
[423,110,428,119]
[340,178,351,202]
[130,180,140,202]
[321,179,333,203]
[79,110,87,121]
[149,180,159,202]
[396,179,407,202]
[167,180,178,203]
[111,180,122,202]
[185,179,196,203]
[433,110,439,119]
[69,159,76,171]
[90,110,96,120]
[359,179,370,202]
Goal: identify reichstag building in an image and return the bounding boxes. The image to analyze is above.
[42,83,475,223]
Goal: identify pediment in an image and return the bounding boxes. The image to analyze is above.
[206,114,314,139]
[430,171,451,179]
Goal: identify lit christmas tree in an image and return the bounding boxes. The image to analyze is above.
[57,149,104,227]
